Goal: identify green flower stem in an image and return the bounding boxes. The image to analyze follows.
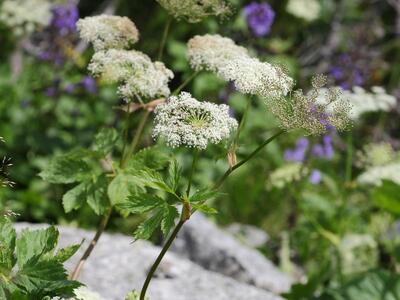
[157,16,172,61]
[70,207,113,280]
[233,100,251,148]
[120,103,133,167]
[186,149,199,196]
[345,132,353,182]
[214,129,285,189]
[140,219,186,300]
[121,110,151,168]
[139,131,285,298]
[172,71,199,95]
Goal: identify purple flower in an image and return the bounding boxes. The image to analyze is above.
[81,76,97,94]
[311,135,334,160]
[64,83,76,94]
[309,169,322,184]
[244,2,275,37]
[51,4,79,36]
[45,87,58,98]
[284,137,309,162]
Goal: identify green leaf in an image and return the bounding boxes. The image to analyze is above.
[108,172,145,206]
[93,127,118,156]
[130,146,170,170]
[86,175,110,215]
[318,270,400,300]
[117,194,164,214]
[139,169,175,195]
[189,189,222,204]
[54,243,81,263]
[14,259,81,297]
[39,151,91,184]
[133,209,164,240]
[192,203,218,215]
[16,226,58,268]
[161,205,179,236]
[372,180,400,215]
[167,159,181,192]
[0,219,16,272]
[62,183,87,213]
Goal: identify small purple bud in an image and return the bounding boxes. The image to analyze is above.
[81,76,97,94]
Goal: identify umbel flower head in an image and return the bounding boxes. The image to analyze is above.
[77,15,139,51]
[0,0,53,36]
[153,92,238,149]
[187,34,293,98]
[88,49,174,101]
[267,74,352,135]
[156,0,231,23]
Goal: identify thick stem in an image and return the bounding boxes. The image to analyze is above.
[70,207,113,280]
[157,17,172,61]
[173,71,199,95]
[186,149,199,196]
[140,220,185,300]
[214,130,285,189]
[121,110,151,168]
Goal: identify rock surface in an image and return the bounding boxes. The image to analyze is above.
[171,213,294,294]
[226,222,269,248]
[15,223,284,300]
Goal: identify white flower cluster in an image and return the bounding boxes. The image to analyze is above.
[270,75,352,135]
[88,49,173,100]
[317,86,396,120]
[156,0,231,23]
[345,86,396,120]
[357,142,400,186]
[356,142,397,169]
[73,287,105,300]
[268,162,307,189]
[286,0,321,22]
[153,92,238,149]
[77,15,139,51]
[78,15,174,102]
[339,234,378,275]
[357,163,400,186]
[0,0,52,36]
[187,34,294,98]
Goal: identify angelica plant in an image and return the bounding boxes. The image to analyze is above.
[38,5,352,300]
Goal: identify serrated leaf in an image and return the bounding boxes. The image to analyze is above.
[93,127,119,156]
[54,243,81,263]
[0,221,15,272]
[129,146,170,170]
[62,183,87,213]
[16,226,58,268]
[117,194,164,214]
[14,259,81,297]
[39,151,91,184]
[167,159,181,192]
[192,203,218,215]
[139,169,175,195]
[161,205,179,236]
[189,189,222,204]
[108,172,145,206]
[133,209,164,240]
[86,175,110,215]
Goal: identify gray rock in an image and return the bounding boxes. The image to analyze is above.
[15,223,284,300]
[226,223,269,248]
[170,214,294,294]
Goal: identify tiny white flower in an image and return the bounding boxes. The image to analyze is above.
[153,92,238,149]
[77,15,139,51]
[0,0,52,36]
[187,34,294,98]
[286,0,321,22]
[88,49,174,101]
